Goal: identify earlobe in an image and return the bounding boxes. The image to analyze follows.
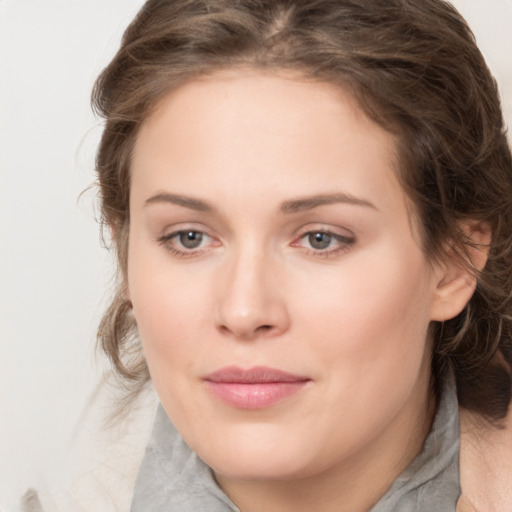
[430,221,491,322]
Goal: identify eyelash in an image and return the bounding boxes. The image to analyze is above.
[158,229,356,258]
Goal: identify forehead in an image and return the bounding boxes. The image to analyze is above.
[131,69,409,219]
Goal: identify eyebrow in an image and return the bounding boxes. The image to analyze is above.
[144,191,378,214]
[145,192,215,212]
[280,193,378,214]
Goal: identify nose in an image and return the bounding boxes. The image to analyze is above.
[215,246,290,341]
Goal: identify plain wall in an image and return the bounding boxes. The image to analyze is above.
[1,0,511,508]
[0,0,146,506]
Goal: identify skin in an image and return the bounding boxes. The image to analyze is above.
[127,69,482,511]
[459,408,512,511]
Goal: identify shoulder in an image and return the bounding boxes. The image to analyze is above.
[458,404,512,512]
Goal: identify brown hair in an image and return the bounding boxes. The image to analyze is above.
[92,0,512,422]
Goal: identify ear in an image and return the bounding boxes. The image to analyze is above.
[430,221,491,322]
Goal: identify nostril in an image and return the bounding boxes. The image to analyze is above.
[218,323,275,338]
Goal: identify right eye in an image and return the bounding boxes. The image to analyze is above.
[158,229,216,257]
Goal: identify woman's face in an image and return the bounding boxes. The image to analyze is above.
[128,69,442,482]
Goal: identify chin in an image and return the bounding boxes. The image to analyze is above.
[194,427,323,481]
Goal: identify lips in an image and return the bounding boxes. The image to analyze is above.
[204,366,311,409]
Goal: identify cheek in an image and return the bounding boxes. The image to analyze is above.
[132,283,204,353]
[127,240,210,372]
[288,245,435,451]
[295,243,433,373]
[129,264,212,418]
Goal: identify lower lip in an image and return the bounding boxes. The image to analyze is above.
[205,381,309,409]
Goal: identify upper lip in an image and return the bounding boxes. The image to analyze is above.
[204,366,310,384]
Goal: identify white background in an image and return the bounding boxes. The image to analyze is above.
[1,0,511,508]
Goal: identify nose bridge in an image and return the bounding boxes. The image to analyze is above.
[216,238,289,339]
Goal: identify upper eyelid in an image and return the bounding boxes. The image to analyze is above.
[299,229,354,238]
[294,224,356,239]
[159,224,213,238]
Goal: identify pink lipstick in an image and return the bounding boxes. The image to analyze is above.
[204,366,310,409]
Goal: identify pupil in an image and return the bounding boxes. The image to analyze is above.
[309,232,331,250]
[180,231,203,249]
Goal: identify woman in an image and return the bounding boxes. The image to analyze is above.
[22,0,512,510]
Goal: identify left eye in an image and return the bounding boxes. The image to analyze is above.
[306,232,335,250]
[295,230,354,253]
[177,230,204,249]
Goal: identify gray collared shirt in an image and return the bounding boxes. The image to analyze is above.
[131,381,460,511]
